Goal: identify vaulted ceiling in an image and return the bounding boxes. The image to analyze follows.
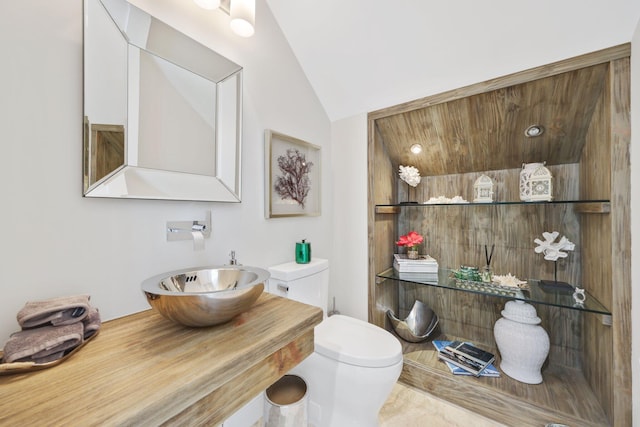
[266,0,640,121]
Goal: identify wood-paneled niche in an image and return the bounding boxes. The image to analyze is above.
[367,44,630,426]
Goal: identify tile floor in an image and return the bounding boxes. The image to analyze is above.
[379,382,507,427]
[255,381,507,427]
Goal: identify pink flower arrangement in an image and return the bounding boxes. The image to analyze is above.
[396,231,424,250]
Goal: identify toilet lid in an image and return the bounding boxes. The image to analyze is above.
[314,315,403,368]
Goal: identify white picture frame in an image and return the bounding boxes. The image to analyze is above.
[265,130,321,218]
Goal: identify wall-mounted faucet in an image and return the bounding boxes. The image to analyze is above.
[167,211,211,250]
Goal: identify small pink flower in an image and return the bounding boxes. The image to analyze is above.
[396,231,424,249]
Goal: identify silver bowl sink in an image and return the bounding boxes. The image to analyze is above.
[141,266,269,327]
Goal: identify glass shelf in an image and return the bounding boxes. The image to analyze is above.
[376,199,610,211]
[376,199,609,207]
[376,268,611,315]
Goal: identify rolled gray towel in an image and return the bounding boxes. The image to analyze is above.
[82,306,102,339]
[17,295,90,329]
[2,323,84,364]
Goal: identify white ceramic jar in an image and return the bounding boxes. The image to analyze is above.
[494,300,550,384]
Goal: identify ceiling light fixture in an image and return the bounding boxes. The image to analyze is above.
[193,0,255,38]
[194,0,221,10]
[229,0,255,37]
[410,144,423,154]
[524,125,545,138]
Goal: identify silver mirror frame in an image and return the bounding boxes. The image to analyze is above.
[83,0,242,202]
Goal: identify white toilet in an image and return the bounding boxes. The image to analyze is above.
[268,258,403,427]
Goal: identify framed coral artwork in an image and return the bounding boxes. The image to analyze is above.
[265,130,321,218]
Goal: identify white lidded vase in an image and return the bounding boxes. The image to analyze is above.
[494,300,550,384]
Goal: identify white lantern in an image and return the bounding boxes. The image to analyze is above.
[519,162,553,202]
[473,174,494,203]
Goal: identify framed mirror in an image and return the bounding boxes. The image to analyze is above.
[83,0,242,201]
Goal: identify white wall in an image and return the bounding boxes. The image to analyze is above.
[630,17,639,427]
[0,0,331,343]
[329,114,368,320]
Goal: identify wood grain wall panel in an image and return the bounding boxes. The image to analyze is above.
[368,45,631,426]
[404,164,577,204]
[584,310,613,424]
[376,65,608,177]
[398,166,581,281]
[541,306,583,368]
[393,159,586,372]
[369,124,397,327]
[373,214,398,328]
[580,82,611,200]
[401,359,609,427]
[393,160,585,368]
[608,57,632,427]
[580,98,613,310]
[579,58,619,424]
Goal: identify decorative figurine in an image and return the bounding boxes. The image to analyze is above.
[399,165,421,204]
[520,162,553,202]
[573,287,586,307]
[473,174,494,203]
[534,231,575,290]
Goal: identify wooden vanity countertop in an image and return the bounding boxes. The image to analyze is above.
[0,292,323,426]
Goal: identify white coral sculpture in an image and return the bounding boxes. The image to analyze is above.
[534,231,575,261]
[399,165,421,187]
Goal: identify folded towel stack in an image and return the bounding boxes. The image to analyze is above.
[2,295,101,364]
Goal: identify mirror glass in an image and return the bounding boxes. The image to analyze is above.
[83,0,242,201]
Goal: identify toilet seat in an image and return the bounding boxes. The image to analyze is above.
[314,315,403,368]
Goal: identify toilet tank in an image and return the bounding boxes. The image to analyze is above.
[268,258,329,315]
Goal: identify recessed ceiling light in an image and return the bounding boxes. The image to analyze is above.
[410,144,422,154]
[524,125,545,138]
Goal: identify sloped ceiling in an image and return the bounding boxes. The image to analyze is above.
[265,0,640,121]
[375,63,609,176]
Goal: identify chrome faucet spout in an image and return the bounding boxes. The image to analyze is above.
[166,211,211,240]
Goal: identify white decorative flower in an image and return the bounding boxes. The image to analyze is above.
[399,165,421,187]
[534,231,575,261]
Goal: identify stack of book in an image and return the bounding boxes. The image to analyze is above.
[393,254,439,283]
[433,340,499,377]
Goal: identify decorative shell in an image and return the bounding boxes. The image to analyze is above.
[492,273,527,288]
[424,195,469,204]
